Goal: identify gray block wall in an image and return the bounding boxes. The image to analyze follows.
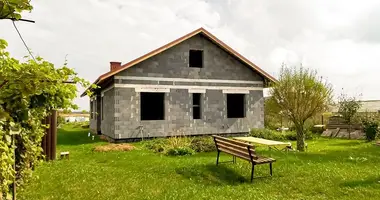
[110,88,263,139]
[96,33,266,139]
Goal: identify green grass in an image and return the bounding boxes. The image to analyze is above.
[18,125,380,200]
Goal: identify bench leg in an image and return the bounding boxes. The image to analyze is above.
[270,163,273,176]
[232,156,236,164]
[216,150,220,165]
[251,164,255,182]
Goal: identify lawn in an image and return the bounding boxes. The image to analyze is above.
[19,124,380,200]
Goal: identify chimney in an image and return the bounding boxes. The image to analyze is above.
[110,61,122,71]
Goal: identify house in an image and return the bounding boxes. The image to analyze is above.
[329,100,380,113]
[82,28,276,141]
[59,111,90,122]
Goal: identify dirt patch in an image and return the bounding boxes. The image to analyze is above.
[93,143,135,152]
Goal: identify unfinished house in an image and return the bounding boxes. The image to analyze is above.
[83,28,276,140]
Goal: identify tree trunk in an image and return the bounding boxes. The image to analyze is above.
[296,125,306,152]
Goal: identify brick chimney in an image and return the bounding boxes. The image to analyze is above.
[110,61,122,71]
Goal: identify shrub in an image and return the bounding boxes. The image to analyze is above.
[165,147,195,156]
[309,126,325,134]
[144,138,167,153]
[362,119,379,141]
[144,136,216,155]
[250,128,287,140]
[250,128,314,141]
[190,136,215,152]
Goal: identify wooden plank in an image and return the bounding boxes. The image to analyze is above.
[218,147,251,161]
[213,135,254,147]
[215,139,256,154]
[50,110,57,160]
[217,143,250,157]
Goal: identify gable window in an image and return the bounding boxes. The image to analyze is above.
[189,50,203,68]
[227,94,245,118]
[192,93,201,119]
[141,92,165,120]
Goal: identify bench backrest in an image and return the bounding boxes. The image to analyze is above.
[212,135,258,161]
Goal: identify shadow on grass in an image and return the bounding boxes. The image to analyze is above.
[176,163,250,185]
[58,128,102,146]
[340,177,380,188]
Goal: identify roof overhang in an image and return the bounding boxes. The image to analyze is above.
[81,27,277,97]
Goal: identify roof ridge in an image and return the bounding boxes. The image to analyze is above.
[82,27,276,97]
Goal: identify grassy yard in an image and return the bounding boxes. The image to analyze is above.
[19,125,380,200]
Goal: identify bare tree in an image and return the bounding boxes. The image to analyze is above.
[269,65,333,151]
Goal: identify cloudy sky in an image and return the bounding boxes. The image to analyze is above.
[1,0,380,110]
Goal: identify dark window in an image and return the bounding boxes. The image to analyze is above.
[101,97,104,120]
[193,93,201,119]
[189,50,203,68]
[227,94,245,118]
[141,92,165,120]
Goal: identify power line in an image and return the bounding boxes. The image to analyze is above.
[10,20,36,61]
[4,0,36,61]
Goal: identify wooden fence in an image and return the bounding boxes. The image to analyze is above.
[41,110,57,161]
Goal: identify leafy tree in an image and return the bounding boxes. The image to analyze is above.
[269,65,333,151]
[0,0,32,19]
[337,92,361,138]
[0,40,90,198]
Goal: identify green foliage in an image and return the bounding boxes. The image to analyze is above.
[269,65,333,151]
[143,139,167,153]
[362,118,379,141]
[249,128,314,141]
[338,93,361,126]
[165,147,194,156]
[190,136,215,152]
[144,136,215,155]
[0,0,33,20]
[0,40,89,198]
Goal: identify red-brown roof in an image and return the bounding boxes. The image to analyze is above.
[82,27,276,97]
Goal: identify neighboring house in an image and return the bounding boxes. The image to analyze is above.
[82,28,276,140]
[329,100,380,113]
[59,111,90,122]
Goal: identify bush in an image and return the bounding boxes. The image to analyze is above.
[190,136,215,152]
[165,147,194,156]
[250,128,314,141]
[144,138,167,153]
[362,119,379,141]
[144,136,216,155]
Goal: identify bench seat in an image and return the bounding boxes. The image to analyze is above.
[212,135,276,182]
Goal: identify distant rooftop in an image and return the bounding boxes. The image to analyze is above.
[330,100,380,113]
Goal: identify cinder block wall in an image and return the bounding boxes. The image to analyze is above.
[105,34,265,139]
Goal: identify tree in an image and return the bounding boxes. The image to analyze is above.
[269,65,333,151]
[337,92,361,138]
[0,0,32,20]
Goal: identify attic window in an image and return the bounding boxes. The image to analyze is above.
[189,50,203,68]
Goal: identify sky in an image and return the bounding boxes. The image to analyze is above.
[1,0,380,110]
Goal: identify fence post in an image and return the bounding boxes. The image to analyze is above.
[50,110,57,160]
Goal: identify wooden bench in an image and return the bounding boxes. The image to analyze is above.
[212,135,276,182]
